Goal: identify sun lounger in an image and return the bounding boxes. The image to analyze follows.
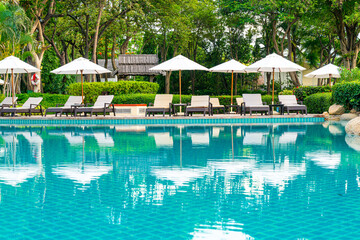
[278,95,307,115]
[185,95,212,116]
[242,94,269,115]
[73,95,115,117]
[0,97,43,117]
[45,96,83,117]
[210,98,225,114]
[145,94,173,117]
[0,97,17,108]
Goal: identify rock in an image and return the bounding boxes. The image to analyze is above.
[328,125,344,135]
[328,115,340,121]
[340,113,358,121]
[345,117,360,135]
[345,135,360,151]
[350,109,357,113]
[329,104,345,115]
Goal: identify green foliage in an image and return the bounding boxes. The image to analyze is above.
[339,67,360,82]
[67,81,159,103]
[16,93,70,109]
[0,94,5,102]
[42,49,75,94]
[262,95,279,105]
[304,93,333,114]
[333,81,360,110]
[293,86,331,101]
[279,89,294,95]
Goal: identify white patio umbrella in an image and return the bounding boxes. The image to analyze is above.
[0,56,40,104]
[210,59,247,111]
[51,57,111,103]
[245,53,306,103]
[149,55,208,104]
[304,63,340,88]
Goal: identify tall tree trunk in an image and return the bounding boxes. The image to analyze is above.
[111,34,117,79]
[266,72,271,94]
[92,1,104,82]
[165,71,171,94]
[104,38,108,82]
[234,73,238,96]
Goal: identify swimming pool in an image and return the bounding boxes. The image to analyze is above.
[0,122,359,239]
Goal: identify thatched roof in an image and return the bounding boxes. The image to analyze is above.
[97,59,118,72]
[113,54,162,76]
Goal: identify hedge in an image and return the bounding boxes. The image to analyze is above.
[293,86,331,101]
[67,81,159,103]
[304,93,333,114]
[333,81,360,110]
[16,93,70,109]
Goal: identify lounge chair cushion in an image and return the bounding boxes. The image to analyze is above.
[152,94,173,108]
[189,96,210,108]
[210,98,224,107]
[0,97,17,106]
[279,95,299,106]
[243,94,264,106]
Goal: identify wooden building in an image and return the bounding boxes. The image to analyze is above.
[113,54,163,81]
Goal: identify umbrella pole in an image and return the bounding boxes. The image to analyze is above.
[231,70,234,113]
[179,70,182,113]
[11,68,14,105]
[81,70,84,104]
[272,68,275,104]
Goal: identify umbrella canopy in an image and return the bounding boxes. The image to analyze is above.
[245,53,306,104]
[0,56,40,104]
[304,63,340,78]
[149,54,208,72]
[245,53,306,72]
[209,59,247,108]
[0,56,40,74]
[209,59,247,73]
[51,57,111,75]
[51,57,111,103]
[149,55,208,104]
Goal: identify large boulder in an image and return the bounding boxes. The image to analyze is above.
[340,113,358,121]
[329,104,345,115]
[345,117,360,135]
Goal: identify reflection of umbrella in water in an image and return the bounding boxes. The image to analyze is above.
[0,166,41,186]
[191,225,253,240]
[251,161,306,186]
[151,167,207,187]
[53,164,112,186]
[305,151,341,169]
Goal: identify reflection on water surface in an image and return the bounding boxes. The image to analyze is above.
[0,123,360,239]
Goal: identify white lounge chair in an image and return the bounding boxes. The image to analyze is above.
[145,94,173,117]
[242,94,269,115]
[0,97,17,108]
[74,95,115,117]
[210,98,225,114]
[185,95,212,116]
[278,95,307,115]
[0,97,43,117]
[45,96,83,117]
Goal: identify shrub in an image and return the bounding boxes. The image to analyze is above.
[339,67,360,82]
[261,95,279,105]
[16,93,70,109]
[304,93,333,113]
[279,89,293,95]
[293,86,331,101]
[67,81,159,103]
[0,94,5,103]
[332,81,360,110]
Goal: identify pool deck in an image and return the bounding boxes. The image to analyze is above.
[0,113,325,126]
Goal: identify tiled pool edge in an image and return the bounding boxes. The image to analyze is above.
[0,117,325,125]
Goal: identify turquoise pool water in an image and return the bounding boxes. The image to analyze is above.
[0,123,360,239]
